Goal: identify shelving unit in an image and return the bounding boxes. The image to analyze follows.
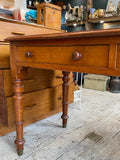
[27,6,36,9]
[62,21,85,27]
[62,0,120,30]
[27,1,120,29]
[62,0,93,30]
[88,16,120,23]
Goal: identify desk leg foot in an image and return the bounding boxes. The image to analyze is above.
[13,79,25,155]
[63,123,67,128]
[61,71,70,128]
[17,150,23,156]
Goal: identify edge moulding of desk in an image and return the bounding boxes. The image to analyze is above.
[7,28,120,156]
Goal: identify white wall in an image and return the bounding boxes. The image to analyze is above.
[14,0,26,9]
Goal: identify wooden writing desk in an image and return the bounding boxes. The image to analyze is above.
[7,28,120,155]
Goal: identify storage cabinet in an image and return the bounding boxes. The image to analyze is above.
[0,18,74,136]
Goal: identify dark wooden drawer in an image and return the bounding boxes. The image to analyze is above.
[7,83,74,126]
[16,45,109,68]
[0,69,73,97]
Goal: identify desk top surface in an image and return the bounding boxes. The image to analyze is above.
[6,28,120,42]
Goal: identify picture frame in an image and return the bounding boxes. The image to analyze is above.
[106,0,119,12]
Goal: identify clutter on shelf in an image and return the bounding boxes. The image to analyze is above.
[25,9,37,23]
[64,3,84,23]
[33,0,40,6]
[88,0,120,20]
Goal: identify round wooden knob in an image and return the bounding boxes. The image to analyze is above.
[72,51,82,61]
[25,52,32,58]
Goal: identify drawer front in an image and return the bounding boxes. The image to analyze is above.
[8,83,74,126]
[0,21,63,41]
[16,45,109,68]
[0,43,10,68]
[2,69,73,97]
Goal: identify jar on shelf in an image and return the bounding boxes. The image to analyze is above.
[33,0,40,6]
[98,9,105,18]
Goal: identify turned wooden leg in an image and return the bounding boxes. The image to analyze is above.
[61,71,70,128]
[13,79,25,156]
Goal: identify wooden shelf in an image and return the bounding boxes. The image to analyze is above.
[62,21,85,27]
[88,16,120,23]
[27,6,37,10]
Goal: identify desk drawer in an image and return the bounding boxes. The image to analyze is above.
[16,45,109,68]
[0,21,63,41]
[8,83,74,126]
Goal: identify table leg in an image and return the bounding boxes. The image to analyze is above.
[61,71,70,128]
[13,79,25,156]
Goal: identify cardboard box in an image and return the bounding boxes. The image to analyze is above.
[84,74,110,91]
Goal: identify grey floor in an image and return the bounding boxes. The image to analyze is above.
[0,88,120,160]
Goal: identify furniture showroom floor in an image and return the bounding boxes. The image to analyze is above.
[0,88,120,160]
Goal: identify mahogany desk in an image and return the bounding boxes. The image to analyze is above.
[7,28,120,155]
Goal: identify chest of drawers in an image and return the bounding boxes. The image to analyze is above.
[0,17,74,136]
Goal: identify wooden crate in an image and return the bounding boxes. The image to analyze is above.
[37,2,62,29]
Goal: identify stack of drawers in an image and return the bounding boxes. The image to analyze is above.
[0,18,74,136]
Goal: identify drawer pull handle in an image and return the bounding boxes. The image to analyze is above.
[72,51,82,61]
[11,32,25,35]
[58,97,63,100]
[25,52,32,58]
[24,104,36,110]
[56,75,63,79]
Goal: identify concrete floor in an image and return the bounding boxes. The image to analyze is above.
[0,88,120,160]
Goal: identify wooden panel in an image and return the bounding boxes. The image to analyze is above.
[0,43,10,68]
[16,45,109,68]
[0,69,73,97]
[6,83,74,126]
[85,0,93,30]
[116,45,120,69]
[108,43,117,69]
[0,70,4,93]
[0,96,8,125]
[0,71,7,124]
